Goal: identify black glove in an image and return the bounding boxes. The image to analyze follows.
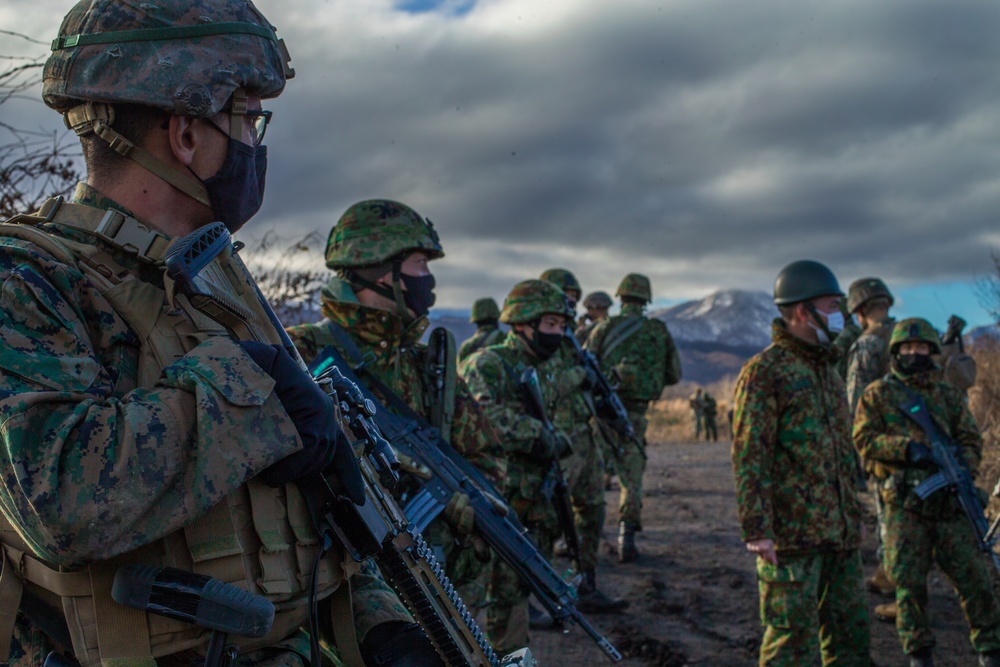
[529,429,572,462]
[581,366,599,391]
[905,441,936,469]
[360,621,443,667]
[238,341,358,497]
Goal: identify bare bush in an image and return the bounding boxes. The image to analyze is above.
[239,230,329,326]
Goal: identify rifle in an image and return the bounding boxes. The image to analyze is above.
[901,395,1000,574]
[310,347,622,662]
[164,223,518,667]
[564,326,646,460]
[516,368,582,586]
[941,315,967,351]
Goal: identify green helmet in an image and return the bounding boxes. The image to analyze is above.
[325,199,444,269]
[773,260,843,305]
[500,280,573,324]
[43,0,293,116]
[470,298,501,323]
[539,268,581,297]
[847,277,894,314]
[582,291,613,309]
[617,273,652,302]
[890,318,941,355]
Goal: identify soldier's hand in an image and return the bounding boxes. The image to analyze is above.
[746,539,777,565]
[556,432,573,459]
[905,441,936,469]
[445,491,475,536]
[530,429,560,462]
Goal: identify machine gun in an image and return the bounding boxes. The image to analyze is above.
[901,395,1000,574]
[564,325,646,460]
[309,348,622,662]
[940,314,968,351]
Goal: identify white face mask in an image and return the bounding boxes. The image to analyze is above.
[808,307,844,344]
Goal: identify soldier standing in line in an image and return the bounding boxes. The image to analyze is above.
[854,318,1000,667]
[576,291,613,341]
[584,274,681,563]
[285,199,505,616]
[844,277,898,619]
[702,392,718,442]
[689,387,706,439]
[0,4,435,666]
[732,260,870,666]
[459,297,506,363]
[459,280,574,655]
[537,269,628,614]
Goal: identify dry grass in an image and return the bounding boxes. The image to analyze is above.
[970,342,1000,506]
[647,377,738,444]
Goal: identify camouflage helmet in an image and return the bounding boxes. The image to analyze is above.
[43,0,294,116]
[846,277,894,314]
[773,260,843,305]
[582,291,613,309]
[890,318,941,355]
[539,268,581,297]
[325,199,444,269]
[617,273,652,302]
[470,297,501,323]
[500,280,573,324]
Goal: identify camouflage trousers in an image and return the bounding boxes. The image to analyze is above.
[564,424,607,572]
[692,412,703,438]
[613,408,649,529]
[703,416,717,442]
[755,549,870,666]
[425,517,491,611]
[883,505,1000,655]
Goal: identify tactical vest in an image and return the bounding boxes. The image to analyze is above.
[0,198,351,667]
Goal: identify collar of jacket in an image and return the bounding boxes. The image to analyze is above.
[865,315,896,334]
[502,327,541,365]
[320,286,429,351]
[771,317,838,367]
[889,364,936,387]
[620,302,645,317]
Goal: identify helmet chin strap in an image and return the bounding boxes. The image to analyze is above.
[347,259,415,326]
[804,302,834,344]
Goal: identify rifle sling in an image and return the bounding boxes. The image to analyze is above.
[598,315,644,360]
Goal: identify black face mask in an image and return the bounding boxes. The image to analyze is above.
[894,353,935,375]
[520,326,563,360]
[400,273,436,318]
[203,138,267,233]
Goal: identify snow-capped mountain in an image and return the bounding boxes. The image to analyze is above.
[650,289,775,349]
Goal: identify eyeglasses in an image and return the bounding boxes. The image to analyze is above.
[243,109,272,146]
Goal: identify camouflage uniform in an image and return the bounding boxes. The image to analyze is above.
[702,393,718,442]
[459,280,571,654]
[732,319,870,666]
[584,275,681,540]
[459,324,507,364]
[846,317,895,414]
[689,389,706,438]
[853,320,1000,657]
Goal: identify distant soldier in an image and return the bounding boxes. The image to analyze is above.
[540,268,582,327]
[576,290,613,341]
[854,318,1000,667]
[845,277,898,617]
[732,260,870,666]
[833,297,864,380]
[689,387,706,438]
[585,273,682,563]
[459,297,506,362]
[702,392,718,442]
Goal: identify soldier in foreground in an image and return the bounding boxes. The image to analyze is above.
[731,260,870,666]
[845,277,898,618]
[459,297,507,362]
[459,280,574,654]
[576,290,612,341]
[0,3,432,666]
[286,199,505,614]
[584,274,681,563]
[853,318,1000,667]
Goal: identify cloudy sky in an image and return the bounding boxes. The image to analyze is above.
[3,0,1000,326]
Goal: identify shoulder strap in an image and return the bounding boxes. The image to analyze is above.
[599,315,644,360]
[325,320,377,370]
[483,328,502,348]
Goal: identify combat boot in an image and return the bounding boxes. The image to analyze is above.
[874,601,897,622]
[618,522,638,563]
[576,570,629,613]
[866,564,895,597]
[908,647,933,667]
[979,649,1000,667]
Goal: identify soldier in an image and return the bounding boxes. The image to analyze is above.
[459,279,574,654]
[732,260,870,666]
[536,269,627,614]
[584,273,681,563]
[854,318,1000,667]
[0,4,434,667]
[459,297,507,362]
[576,291,612,341]
[689,387,706,439]
[844,277,898,617]
[702,392,718,442]
[285,199,505,615]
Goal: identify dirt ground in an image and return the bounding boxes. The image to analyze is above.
[526,438,986,667]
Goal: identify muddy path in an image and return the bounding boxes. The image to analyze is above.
[526,439,981,667]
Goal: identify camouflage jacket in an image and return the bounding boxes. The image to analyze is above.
[853,368,981,518]
[458,323,506,363]
[831,319,863,380]
[846,316,895,413]
[0,184,301,566]
[286,278,504,481]
[574,318,601,344]
[539,339,604,443]
[584,302,681,406]
[731,319,863,554]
